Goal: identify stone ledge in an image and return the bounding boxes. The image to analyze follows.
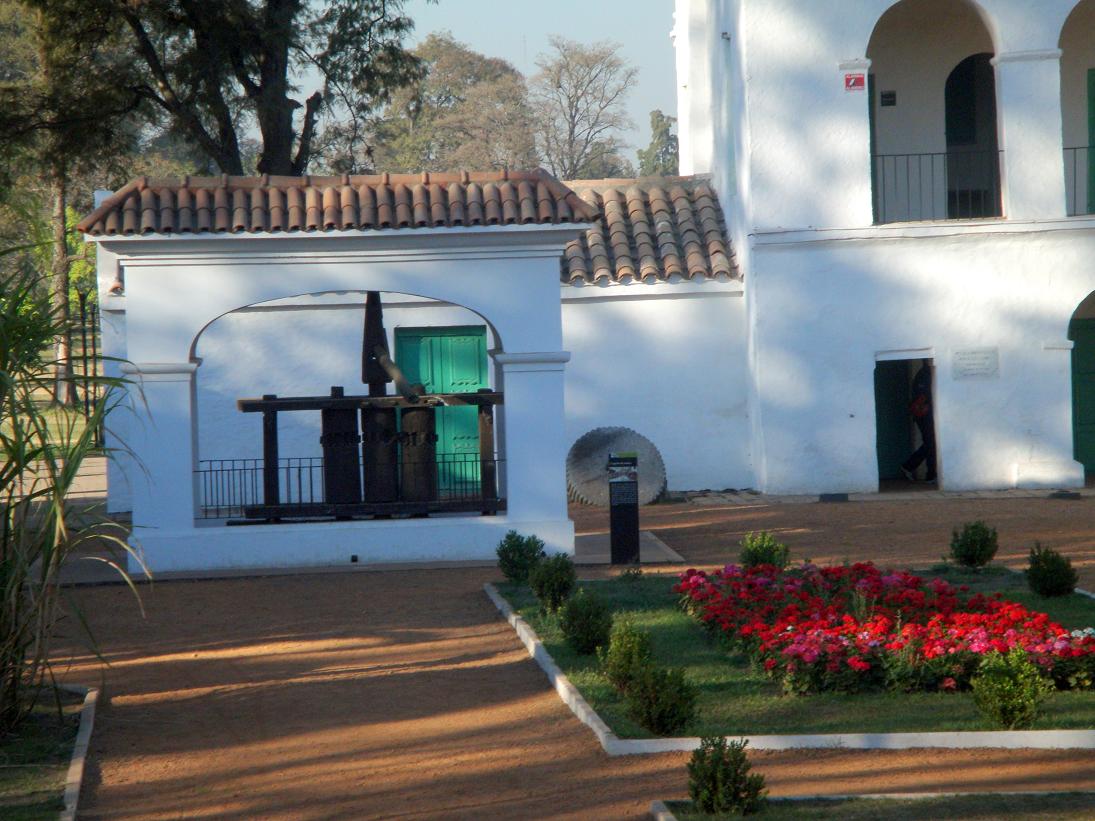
[57,684,100,821]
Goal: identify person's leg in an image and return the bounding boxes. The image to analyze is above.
[922,418,937,481]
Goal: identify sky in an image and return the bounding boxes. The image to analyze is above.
[402,0,678,161]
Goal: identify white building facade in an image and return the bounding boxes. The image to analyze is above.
[84,173,745,573]
[676,0,1095,494]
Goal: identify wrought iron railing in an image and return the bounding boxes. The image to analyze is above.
[1064,146,1095,216]
[196,453,502,519]
[197,457,324,519]
[872,150,1003,224]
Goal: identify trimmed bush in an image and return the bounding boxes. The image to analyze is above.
[1026,542,1078,598]
[560,589,612,655]
[687,736,767,816]
[496,530,546,584]
[598,618,653,694]
[625,664,697,735]
[529,553,576,612]
[971,647,1054,729]
[739,531,790,570]
[950,521,998,568]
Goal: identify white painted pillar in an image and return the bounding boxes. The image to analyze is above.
[993,50,1067,221]
[494,352,571,524]
[120,362,200,534]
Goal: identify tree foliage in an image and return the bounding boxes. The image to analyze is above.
[530,37,637,179]
[88,0,426,175]
[360,33,536,174]
[0,0,144,402]
[637,110,679,176]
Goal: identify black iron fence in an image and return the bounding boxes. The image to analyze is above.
[74,296,103,447]
[196,453,502,519]
[1064,146,1095,216]
[872,150,1003,224]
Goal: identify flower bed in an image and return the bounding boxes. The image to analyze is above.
[674,562,1095,695]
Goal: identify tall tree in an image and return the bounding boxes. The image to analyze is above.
[0,0,142,403]
[93,0,426,175]
[357,32,537,174]
[530,37,637,180]
[637,110,679,176]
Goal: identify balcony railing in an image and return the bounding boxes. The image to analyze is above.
[1064,146,1095,216]
[196,453,503,520]
[872,150,1002,224]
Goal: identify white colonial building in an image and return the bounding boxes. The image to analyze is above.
[84,0,1095,573]
[675,0,1095,494]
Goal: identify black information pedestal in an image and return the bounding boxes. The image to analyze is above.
[608,452,640,565]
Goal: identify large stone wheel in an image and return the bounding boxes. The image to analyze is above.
[566,427,667,507]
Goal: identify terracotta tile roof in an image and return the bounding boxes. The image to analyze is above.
[561,177,738,285]
[77,170,599,237]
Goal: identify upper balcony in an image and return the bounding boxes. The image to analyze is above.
[867,1,1003,225]
[1062,1,1095,217]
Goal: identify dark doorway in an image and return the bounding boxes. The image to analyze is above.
[1070,318,1095,476]
[945,53,1001,218]
[875,359,937,489]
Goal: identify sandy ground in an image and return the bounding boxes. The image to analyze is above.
[56,496,1095,819]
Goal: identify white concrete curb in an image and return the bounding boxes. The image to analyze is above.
[57,684,99,821]
[486,583,1095,754]
[651,792,1095,819]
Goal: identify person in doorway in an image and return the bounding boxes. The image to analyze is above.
[901,360,937,483]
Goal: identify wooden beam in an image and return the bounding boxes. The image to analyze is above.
[239,498,506,520]
[238,392,503,413]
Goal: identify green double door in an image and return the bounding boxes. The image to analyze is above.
[395,326,488,494]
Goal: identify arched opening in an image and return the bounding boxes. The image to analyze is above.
[867,0,1001,222]
[1069,292,1095,479]
[1059,0,1095,215]
[191,290,504,520]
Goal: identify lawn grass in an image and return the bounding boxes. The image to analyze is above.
[666,793,1095,820]
[496,564,1095,738]
[0,693,81,820]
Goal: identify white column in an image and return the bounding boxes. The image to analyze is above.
[993,50,1067,221]
[121,362,199,533]
[495,352,571,524]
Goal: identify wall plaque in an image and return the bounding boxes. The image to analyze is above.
[953,348,999,379]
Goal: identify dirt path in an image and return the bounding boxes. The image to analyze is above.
[58,497,1095,819]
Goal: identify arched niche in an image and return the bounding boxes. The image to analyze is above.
[1059,0,1095,215]
[867,0,1000,222]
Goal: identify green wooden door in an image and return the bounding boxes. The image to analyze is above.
[874,360,912,481]
[395,326,488,495]
[1070,319,1095,473]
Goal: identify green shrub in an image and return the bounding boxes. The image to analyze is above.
[971,647,1053,729]
[950,521,998,568]
[739,531,790,569]
[560,589,612,655]
[598,618,653,693]
[529,553,576,612]
[1025,542,1078,598]
[687,736,767,816]
[625,664,698,735]
[496,530,546,584]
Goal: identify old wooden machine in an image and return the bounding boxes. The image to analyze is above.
[235,292,503,521]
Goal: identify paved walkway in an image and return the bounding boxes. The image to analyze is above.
[51,492,1095,819]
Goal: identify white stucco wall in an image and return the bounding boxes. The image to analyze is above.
[562,283,751,491]
[678,0,1087,230]
[749,221,1095,494]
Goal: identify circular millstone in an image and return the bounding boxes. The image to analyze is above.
[566,426,667,507]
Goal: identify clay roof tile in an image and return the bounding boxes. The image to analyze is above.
[285,187,304,231]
